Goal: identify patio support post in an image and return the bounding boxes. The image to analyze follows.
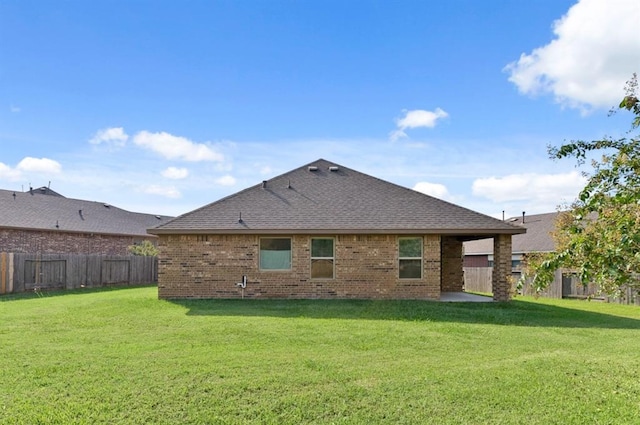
[492,234,512,301]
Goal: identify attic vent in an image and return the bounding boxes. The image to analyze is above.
[328,166,339,172]
[308,166,318,171]
[103,203,110,208]
[155,215,161,220]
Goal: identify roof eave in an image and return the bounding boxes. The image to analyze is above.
[147,227,526,236]
[1,225,158,239]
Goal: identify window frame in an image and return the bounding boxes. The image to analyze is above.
[259,237,292,271]
[310,237,335,279]
[398,236,423,279]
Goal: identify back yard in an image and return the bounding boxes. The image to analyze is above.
[1,286,639,424]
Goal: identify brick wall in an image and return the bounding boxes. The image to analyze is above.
[440,236,463,292]
[492,234,513,301]
[157,233,446,300]
[0,228,153,256]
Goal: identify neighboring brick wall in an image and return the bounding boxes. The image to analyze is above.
[157,234,445,300]
[0,228,152,256]
[463,255,489,267]
[492,234,513,301]
[441,236,463,292]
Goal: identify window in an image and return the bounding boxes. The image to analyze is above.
[260,238,291,270]
[399,237,422,279]
[311,238,334,279]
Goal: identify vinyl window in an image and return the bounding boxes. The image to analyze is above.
[259,238,292,270]
[311,238,334,279]
[399,237,422,279]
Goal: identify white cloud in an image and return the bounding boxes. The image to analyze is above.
[505,0,640,111]
[162,167,189,179]
[0,157,62,183]
[133,131,224,162]
[215,175,236,186]
[17,157,62,174]
[140,184,181,199]
[472,171,587,204]
[390,108,448,141]
[0,163,22,180]
[413,181,452,201]
[89,127,129,147]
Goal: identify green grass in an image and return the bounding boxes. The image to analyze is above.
[1,286,640,424]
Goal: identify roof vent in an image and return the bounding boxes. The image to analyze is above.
[328,166,339,172]
[155,215,162,220]
[308,166,318,171]
[103,203,110,208]
[262,180,267,188]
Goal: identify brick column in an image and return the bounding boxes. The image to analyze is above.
[440,236,463,292]
[492,234,512,301]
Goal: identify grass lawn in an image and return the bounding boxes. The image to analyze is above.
[1,286,640,424]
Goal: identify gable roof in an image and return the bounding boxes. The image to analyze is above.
[150,159,525,237]
[28,186,66,197]
[0,189,173,238]
[464,212,558,255]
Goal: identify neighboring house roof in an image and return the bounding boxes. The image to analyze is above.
[29,186,66,197]
[464,212,559,255]
[0,188,173,238]
[149,159,525,237]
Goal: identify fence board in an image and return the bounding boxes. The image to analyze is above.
[1,253,157,294]
[463,267,492,293]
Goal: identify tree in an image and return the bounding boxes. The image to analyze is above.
[524,74,640,298]
[128,240,159,256]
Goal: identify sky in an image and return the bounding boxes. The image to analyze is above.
[1,0,639,218]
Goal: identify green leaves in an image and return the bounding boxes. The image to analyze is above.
[527,74,640,299]
[128,240,159,256]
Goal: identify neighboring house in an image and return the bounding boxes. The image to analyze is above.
[0,187,173,255]
[464,212,583,298]
[464,212,558,270]
[148,159,525,301]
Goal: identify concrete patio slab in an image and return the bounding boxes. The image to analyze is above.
[440,292,494,302]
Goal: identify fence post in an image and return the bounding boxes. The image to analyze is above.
[1,252,5,294]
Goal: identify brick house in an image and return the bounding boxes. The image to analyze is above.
[149,159,525,301]
[463,212,600,299]
[0,187,172,255]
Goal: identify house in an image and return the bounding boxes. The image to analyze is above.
[463,212,585,298]
[149,159,525,301]
[0,187,173,256]
[464,212,558,270]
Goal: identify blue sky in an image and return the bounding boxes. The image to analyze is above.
[1,0,638,218]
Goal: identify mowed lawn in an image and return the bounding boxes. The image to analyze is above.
[1,286,640,424]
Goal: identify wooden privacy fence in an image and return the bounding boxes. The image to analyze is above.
[463,266,640,305]
[463,267,493,294]
[0,252,157,294]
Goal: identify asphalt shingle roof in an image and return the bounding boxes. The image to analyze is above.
[463,212,558,255]
[0,188,173,237]
[150,159,525,236]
